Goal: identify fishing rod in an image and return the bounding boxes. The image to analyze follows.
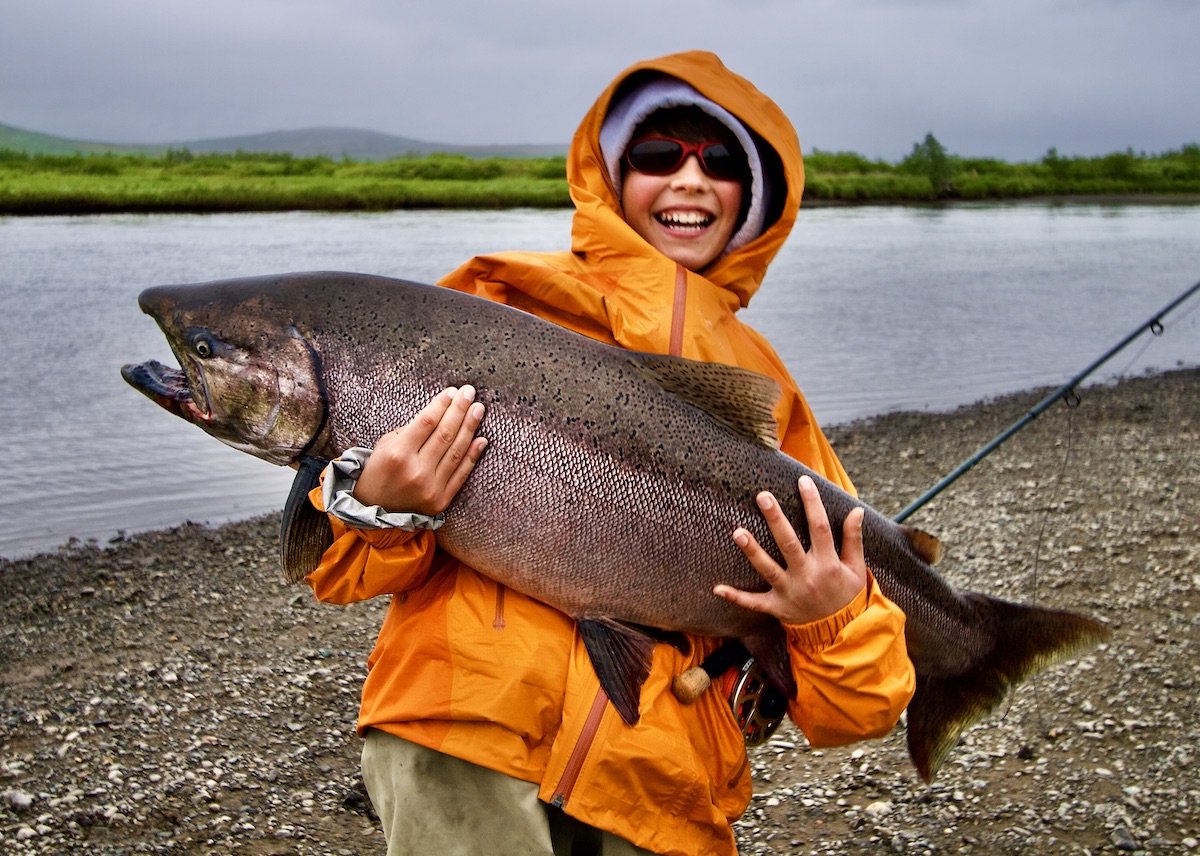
[892,277,1200,524]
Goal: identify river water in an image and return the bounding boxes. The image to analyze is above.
[2,204,1198,558]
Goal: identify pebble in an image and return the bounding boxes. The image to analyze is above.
[866,801,894,818]
[4,789,34,810]
[1111,826,1139,851]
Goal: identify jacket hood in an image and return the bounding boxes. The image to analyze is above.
[567,50,804,308]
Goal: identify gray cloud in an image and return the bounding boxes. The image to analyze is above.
[1,0,1196,160]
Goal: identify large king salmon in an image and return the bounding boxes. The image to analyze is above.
[122,271,1109,780]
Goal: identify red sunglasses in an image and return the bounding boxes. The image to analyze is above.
[624,136,746,182]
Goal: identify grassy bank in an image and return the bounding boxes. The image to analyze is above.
[805,137,1200,202]
[0,151,571,214]
[2,139,1199,214]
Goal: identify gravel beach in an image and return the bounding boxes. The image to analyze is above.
[2,368,1197,855]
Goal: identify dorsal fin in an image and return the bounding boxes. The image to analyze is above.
[629,353,782,450]
[900,524,943,565]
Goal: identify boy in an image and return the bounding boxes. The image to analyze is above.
[307,51,914,856]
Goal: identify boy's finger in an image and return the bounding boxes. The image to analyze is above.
[840,506,867,571]
[756,490,804,563]
[403,387,459,444]
[797,475,836,559]
[442,435,489,498]
[434,400,486,483]
[712,583,771,613]
[731,527,787,588]
[420,385,477,456]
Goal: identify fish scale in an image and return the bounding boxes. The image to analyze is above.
[122,270,1111,780]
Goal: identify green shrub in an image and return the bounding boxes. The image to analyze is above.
[530,156,567,180]
[901,133,959,196]
[1101,150,1138,180]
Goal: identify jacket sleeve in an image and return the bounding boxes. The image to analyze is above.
[303,485,440,605]
[783,571,915,747]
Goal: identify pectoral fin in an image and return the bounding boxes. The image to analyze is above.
[280,456,334,584]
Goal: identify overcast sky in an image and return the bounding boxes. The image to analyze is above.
[3,0,1197,162]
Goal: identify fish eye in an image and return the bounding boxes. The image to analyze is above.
[190,333,216,359]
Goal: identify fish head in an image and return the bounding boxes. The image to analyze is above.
[121,277,329,465]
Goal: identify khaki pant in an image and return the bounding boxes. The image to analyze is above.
[361,729,659,856]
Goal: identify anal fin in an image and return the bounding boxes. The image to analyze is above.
[740,624,798,701]
[624,623,691,656]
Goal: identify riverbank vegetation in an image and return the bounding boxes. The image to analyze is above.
[806,134,1200,203]
[1,135,1198,214]
[0,150,572,214]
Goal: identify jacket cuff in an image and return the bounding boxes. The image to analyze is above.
[322,447,445,532]
[308,484,425,550]
[783,571,876,655]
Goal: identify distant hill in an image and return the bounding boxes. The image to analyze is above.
[0,122,567,160]
[172,127,567,160]
[0,122,159,156]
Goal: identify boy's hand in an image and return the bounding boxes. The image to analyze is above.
[352,386,487,515]
[714,475,867,626]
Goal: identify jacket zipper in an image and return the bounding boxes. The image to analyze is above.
[549,688,609,807]
[670,264,688,357]
[492,583,506,630]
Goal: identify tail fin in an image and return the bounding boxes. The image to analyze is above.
[906,594,1110,781]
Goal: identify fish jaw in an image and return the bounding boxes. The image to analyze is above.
[123,284,331,465]
[121,359,211,424]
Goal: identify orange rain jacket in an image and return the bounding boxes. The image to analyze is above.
[307,51,914,856]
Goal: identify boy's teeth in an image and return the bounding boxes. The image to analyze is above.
[657,211,712,228]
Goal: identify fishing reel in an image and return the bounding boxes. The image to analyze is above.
[673,641,787,746]
[722,656,788,746]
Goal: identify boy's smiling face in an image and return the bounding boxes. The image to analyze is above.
[620,153,744,272]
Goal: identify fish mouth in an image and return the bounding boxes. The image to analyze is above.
[121,359,212,423]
